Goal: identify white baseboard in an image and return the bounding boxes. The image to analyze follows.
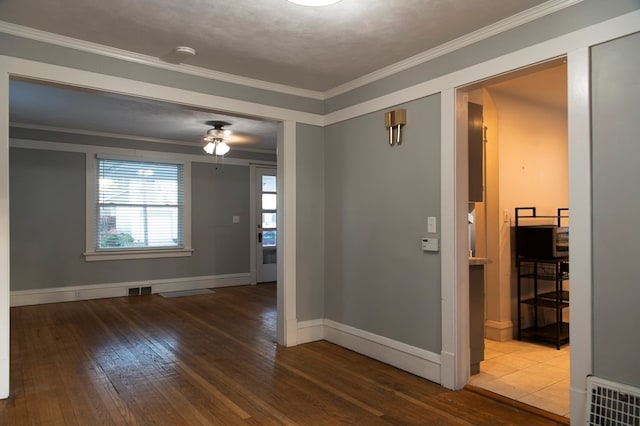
[296,319,326,344]
[10,273,252,306]
[297,319,441,384]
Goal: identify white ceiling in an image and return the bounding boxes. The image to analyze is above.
[2,0,567,152]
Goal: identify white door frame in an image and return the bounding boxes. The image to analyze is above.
[440,49,594,424]
[0,56,320,398]
[0,56,9,400]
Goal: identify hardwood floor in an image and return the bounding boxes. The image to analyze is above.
[1,283,565,425]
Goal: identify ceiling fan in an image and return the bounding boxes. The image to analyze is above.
[203,120,231,156]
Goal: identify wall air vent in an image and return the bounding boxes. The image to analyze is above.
[586,376,640,425]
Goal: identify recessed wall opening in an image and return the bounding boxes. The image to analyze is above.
[6,76,283,374]
[460,57,571,418]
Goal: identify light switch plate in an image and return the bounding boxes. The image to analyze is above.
[233,216,240,223]
[427,216,437,233]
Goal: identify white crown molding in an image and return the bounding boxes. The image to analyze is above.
[1,0,580,102]
[10,122,277,154]
[0,21,325,101]
[323,0,583,99]
[10,138,277,168]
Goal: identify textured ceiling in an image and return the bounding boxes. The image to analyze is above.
[2,0,562,151]
[0,0,549,91]
[9,80,279,151]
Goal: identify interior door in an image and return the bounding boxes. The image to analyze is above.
[256,167,277,283]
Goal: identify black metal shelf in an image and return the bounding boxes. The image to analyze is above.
[519,272,569,281]
[520,322,570,344]
[516,207,570,350]
[538,290,570,302]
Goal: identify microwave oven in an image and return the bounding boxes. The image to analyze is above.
[517,225,569,259]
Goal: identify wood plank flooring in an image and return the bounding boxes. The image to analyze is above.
[0,283,566,425]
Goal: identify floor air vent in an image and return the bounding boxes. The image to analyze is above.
[587,376,640,425]
[128,286,152,296]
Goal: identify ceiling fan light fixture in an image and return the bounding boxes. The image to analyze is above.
[203,141,216,155]
[215,142,230,156]
[203,121,232,156]
[287,0,342,6]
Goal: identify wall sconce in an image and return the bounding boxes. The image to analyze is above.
[385,109,406,146]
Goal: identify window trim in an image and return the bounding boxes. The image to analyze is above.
[84,153,192,261]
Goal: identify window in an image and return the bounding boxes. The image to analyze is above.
[85,155,192,261]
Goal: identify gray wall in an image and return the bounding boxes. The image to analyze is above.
[591,31,640,387]
[296,123,325,321]
[324,95,442,352]
[10,147,251,291]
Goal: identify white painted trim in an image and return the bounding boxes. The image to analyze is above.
[440,89,457,390]
[440,89,471,390]
[10,138,277,168]
[10,273,251,307]
[10,122,278,155]
[83,248,194,262]
[325,9,640,125]
[0,21,325,101]
[296,319,326,344]
[324,319,442,384]
[277,121,297,347]
[324,0,583,98]
[0,58,10,400]
[1,56,324,127]
[567,47,591,426]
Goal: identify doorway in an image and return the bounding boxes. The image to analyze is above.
[0,60,304,398]
[255,166,277,283]
[462,60,571,417]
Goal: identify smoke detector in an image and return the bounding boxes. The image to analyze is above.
[174,46,196,57]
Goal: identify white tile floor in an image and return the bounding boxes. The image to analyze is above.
[468,339,570,418]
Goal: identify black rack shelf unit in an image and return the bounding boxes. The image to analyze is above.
[515,207,569,349]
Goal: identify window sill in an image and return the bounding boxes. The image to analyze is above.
[83,248,194,262]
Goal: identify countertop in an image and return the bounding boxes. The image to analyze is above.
[469,257,492,266]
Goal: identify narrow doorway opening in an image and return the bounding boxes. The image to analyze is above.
[463,58,571,418]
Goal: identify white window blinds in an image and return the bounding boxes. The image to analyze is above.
[96,158,184,250]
